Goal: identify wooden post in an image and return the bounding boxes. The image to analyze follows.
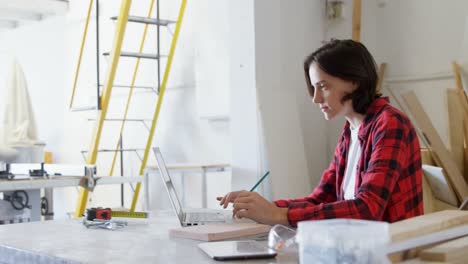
[377,63,387,93]
[447,89,465,176]
[451,62,468,183]
[352,0,361,41]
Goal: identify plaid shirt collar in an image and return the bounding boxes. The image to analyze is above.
[343,97,390,142]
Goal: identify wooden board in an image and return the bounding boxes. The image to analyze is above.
[420,235,468,263]
[447,89,465,175]
[453,61,464,92]
[169,222,271,241]
[352,0,361,41]
[433,199,458,211]
[402,91,468,203]
[377,63,387,93]
[421,148,435,166]
[388,225,468,262]
[390,210,468,242]
[422,173,435,214]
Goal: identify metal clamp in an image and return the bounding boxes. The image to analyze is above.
[79,165,99,192]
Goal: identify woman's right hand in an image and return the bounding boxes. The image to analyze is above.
[216,190,244,209]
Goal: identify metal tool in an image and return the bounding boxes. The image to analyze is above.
[3,190,31,210]
[82,219,128,231]
[0,163,15,180]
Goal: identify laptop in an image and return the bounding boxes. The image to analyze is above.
[153,147,229,226]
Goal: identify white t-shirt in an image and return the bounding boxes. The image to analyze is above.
[343,125,362,200]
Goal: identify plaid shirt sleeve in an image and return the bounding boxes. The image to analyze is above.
[274,114,415,227]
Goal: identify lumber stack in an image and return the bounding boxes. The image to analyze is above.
[381,62,468,263]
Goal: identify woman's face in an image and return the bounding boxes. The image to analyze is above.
[308,62,357,120]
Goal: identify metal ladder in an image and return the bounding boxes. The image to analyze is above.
[70,0,187,217]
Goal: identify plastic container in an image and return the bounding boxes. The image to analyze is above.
[296,219,390,264]
[268,224,297,251]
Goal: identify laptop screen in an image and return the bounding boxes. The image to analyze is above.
[153,147,184,224]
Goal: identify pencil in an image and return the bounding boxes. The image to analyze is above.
[249,171,270,192]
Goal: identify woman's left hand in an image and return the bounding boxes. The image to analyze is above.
[232,191,289,226]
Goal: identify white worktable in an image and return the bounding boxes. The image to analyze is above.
[0,211,297,264]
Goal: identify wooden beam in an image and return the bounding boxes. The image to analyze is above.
[352,0,361,41]
[421,148,435,166]
[377,63,387,93]
[452,62,468,182]
[388,224,468,262]
[453,61,464,92]
[390,210,468,242]
[402,91,468,203]
[422,174,435,214]
[447,89,465,175]
[420,236,468,263]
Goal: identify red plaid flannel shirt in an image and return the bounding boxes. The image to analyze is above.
[274,97,423,226]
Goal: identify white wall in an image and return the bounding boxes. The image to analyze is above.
[322,0,468,156]
[253,0,328,199]
[375,0,468,149]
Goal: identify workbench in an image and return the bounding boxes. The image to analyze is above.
[0,211,297,264]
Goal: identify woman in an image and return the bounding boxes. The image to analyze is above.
[217,39,423,227]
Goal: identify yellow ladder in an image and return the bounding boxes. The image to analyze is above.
[71,0,187,217]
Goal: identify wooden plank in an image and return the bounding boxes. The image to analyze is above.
[402,91,468,203]
[390,210,468,243]
[453,61,464,92]
[452,62,468,183]
[388,225,468,262]
[452,61,468,182]
[377,63,387,93]
[352,0,361,41]
[422,173,435,214]
[433,198,458,211]
[421,148,435,166]
[447,89,465,175]
[420,236,468,263]
[464,123,468,183]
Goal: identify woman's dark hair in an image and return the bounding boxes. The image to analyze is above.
[304,39,381,114]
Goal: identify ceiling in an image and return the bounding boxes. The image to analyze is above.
[0,0,69,30]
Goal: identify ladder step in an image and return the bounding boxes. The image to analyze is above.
[70,105,98,112]
[103,51,166,60]
[99,84,156,90]
[110,16,176,26]
[81,148,146,153]
[87,118,153,122]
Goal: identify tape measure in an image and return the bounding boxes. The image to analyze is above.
[111,211,148,219]
[86,208,148,221]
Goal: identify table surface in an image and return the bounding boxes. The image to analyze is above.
[0,211,297,264]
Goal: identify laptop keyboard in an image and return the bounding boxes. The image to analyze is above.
[185,212,226,223]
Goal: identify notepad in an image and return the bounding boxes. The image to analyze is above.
[169,222,272,241]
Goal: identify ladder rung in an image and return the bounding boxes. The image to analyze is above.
[81,149,146,153]
[87,118,153,122]
[70,105,98,112]
[103,51,166,60]
[99,84,156,90]
[110,16,176,26]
